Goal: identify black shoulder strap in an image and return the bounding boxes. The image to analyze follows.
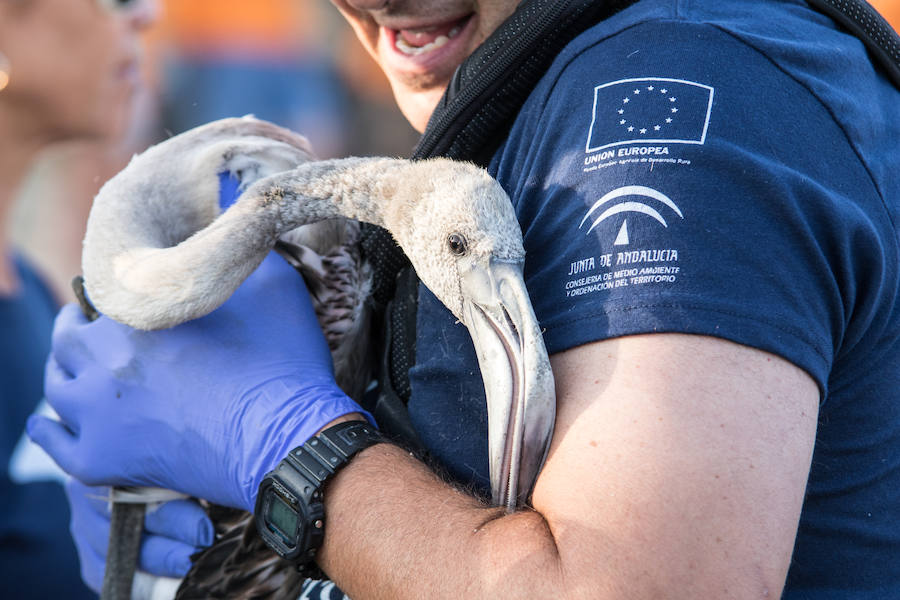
[361,0,641,443]
[807,0,900,89]
[361,0,900,442]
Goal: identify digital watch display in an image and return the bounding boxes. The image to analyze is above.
[259,476,310,556]
[265,490,299,547]
[254,421,382,571]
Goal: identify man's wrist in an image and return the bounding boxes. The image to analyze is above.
[235,378,374,512]
[253,421,385,570]
[314,412,368,436]
[244,379,373,512]
[278,382,375,441]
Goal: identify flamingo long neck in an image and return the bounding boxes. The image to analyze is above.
[242,157,406,234]
[84,157,411,331]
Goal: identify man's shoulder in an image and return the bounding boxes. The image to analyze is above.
[557,0,853,55]
[548,0,868,90]
[542,0,892,134]
[496,0,896,199]
[487,0,897,381]
[496,0,861,184]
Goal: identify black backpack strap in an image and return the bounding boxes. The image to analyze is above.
[806,0,900,89]
[360,0,643,447]
[364,265,423,447]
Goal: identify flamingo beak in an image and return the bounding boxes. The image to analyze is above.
[460,258,556,512]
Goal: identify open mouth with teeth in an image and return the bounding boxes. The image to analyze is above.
[392,15,472,56]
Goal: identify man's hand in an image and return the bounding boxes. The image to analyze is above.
[66,479,213,592]
[29,252,366,512]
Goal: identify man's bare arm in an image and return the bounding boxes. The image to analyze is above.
[318,333,819,599]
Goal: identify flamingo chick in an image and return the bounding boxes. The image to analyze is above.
[81,116,556,596]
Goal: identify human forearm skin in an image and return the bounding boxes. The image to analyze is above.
[316,335,818,599]
[318,442,564,600]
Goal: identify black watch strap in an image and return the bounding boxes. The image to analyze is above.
[255,421,383,576]
[289,421,383,486]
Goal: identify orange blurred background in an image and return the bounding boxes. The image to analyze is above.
[871,0,900,27]
[146,0,418,158]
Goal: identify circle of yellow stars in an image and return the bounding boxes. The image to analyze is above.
[617,84,678,135]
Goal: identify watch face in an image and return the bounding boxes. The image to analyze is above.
[265,493,300,548]
[256,423,379,564]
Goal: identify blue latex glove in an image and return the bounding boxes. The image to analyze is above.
[29,251,366,512]
[67,478,213,592]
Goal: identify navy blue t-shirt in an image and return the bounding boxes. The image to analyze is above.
[410,0,900,596]
[1,256,94,598]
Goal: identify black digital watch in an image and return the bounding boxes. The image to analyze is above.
[254,421,382,575]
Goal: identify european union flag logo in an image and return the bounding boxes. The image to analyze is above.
[586,77,715,153]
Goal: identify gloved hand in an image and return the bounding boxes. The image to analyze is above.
[67,478,213,592]
[29,251,367,513]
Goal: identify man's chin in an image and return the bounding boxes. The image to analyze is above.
[391,81,451,133]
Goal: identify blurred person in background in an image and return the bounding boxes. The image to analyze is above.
[0,0,156,597]
[4,2,415,595]
[10,130,157,303]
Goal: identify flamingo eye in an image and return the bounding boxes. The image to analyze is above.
[448,233,468,256]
